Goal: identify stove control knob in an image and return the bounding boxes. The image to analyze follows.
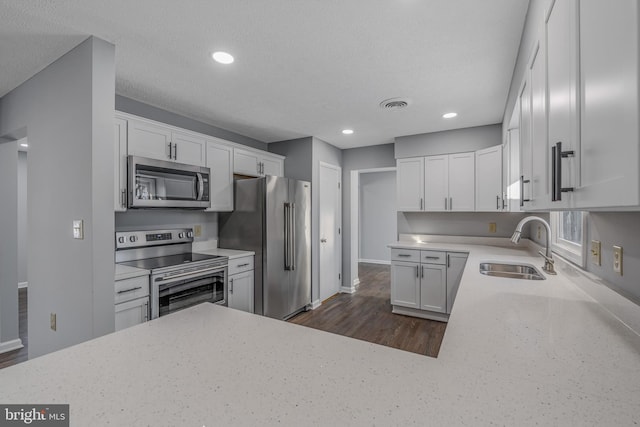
[178,232,185,238]
[129,235,137,243]
[187,231,194,238]
[117,236,125,244]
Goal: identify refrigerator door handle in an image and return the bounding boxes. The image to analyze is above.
[284,202,292,270]
[290,203,296,271]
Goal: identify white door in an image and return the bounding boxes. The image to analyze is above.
[475,145,503,211]
[424,155,449,211]
[319,162,342,302]
[171,131,206,166]
[127,119,172,162]
[448,152,475,211]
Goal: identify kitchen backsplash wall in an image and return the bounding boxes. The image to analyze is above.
[115,211,218,242]
[398,212,533,239]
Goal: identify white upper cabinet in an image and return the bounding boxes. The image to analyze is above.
[127,119,205,166]
[575,0,639,209]
[475,145,503,211]
[206,139,234,212]
[114,117,128,212]
[447,152,475,211]
[233,147,284,177]
[519,77,533,209]
[529,40,550,210]
[546,0,579,209]
[396,157,425,211]
[423,155,448,211]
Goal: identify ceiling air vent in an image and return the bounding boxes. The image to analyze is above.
[379,97,411,110]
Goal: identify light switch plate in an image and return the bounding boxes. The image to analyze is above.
[194,224,202,237]
[50,313,57,331]
[613,246,623,275]
[73,220,84,240]
[590,240,601,266]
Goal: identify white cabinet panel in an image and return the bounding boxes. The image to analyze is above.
[228,270,254,313]
[234,147,261,176]
[114,117,128,212]
[127,120,172,161]
[262,156,283,176]
[115,297,149,332]
[576,0,640,208]
[206,140,233,212]
[476,145,503,212]
[171,131,206,166]
[519,78,533,209]
[448,152,475,211]
[391,261,420,309]
[419,263,446,314]
[423,155,448,211]
[228,255,254,276]
[396,157,424,211]
[529,41,550,210]
[446,253,468,314]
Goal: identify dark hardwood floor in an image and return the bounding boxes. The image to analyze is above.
[0,288,28,369]
[289,263,447,357]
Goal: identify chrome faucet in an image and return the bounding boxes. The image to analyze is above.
[510,216,556,275]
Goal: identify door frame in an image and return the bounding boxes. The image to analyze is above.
[348,167,396,293]
[318,161,342,302]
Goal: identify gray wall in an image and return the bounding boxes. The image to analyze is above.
[116,211,218,242]
[115,95,266,150]
[0,141,19,347]
[341,144,396,286]
[586,213,640,302]
[395,124,502,159]
[18,150,27,285]
[268,137,313,181]
[0,37,116,358]
[312,137,343,302]
[360,171,396,263]
[398,212,532,238]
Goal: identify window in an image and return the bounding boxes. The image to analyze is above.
[550,211,587,267]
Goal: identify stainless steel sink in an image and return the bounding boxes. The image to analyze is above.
[479,262,546,280]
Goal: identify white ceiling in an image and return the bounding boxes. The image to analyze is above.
[0,1,529,149]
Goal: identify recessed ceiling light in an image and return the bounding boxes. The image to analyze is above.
[342,129,354,135]
[212,51,234,64]
[20,143,28,148]
[443,112,458,119]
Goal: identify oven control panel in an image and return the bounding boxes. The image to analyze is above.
[115,228,194,250]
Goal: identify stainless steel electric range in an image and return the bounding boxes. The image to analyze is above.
[116,228,228,319]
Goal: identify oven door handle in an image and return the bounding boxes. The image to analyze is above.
[155,266,226,283]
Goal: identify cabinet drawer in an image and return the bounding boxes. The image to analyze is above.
[114,275,149,304]
[228,255,254,275]
[420,251,446,265]
[391,248,420,262]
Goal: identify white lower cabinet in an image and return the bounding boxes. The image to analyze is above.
[391,249,468,322]
[114,275,149,331]
[227,255,255,313]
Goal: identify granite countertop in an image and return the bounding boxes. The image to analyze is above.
[4,242,640,425]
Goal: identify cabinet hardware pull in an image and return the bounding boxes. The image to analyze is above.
[552,141,575,201]
[117,286,142,294]
[398,254,411,257]
[444,197,447,210]
[421,265,424,278]
[496,195,500,210]
[257,162,261,174]
[520,176,531,206]
[143,301,149,322]
[121,189,127,207]
[447,254,450,268]
[168,142,173,159]
[416,265,419,278]
[449,197,452,210]
[424,256,440,260]
[237,263,250,267]
[229,278,234,293]
[174,143,177,160]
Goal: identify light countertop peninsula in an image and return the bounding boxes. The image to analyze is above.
[3,241,639,426]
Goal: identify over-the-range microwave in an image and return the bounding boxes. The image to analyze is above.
[127,155,210,209]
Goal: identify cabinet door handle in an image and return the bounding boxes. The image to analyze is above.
[121,189,127,207]
[168,142,173,159]
[449,197,453,210]
[421,265,424,278]
[117,286,142,294]
[229,278,234,293]
[444,197,447,210]
[424,256,440,260]
[173,142,177,160]
[496,195,500,210]
[416,265,419,278]
[520,176,531,206]
[236,263,250,268]
[447,254,450,268]
[398,254,411,257]
[553,141,575,201]
[143,301,149,322]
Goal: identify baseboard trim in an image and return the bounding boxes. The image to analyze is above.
[352,278,360,288]
[392,306,449,323]
[308,299,321,310]
[358,259,391,265]
[340,286,356,294]
[0,338,23,355]
[18,282,28,289]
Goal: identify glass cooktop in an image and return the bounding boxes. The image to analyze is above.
[118,253,225,271]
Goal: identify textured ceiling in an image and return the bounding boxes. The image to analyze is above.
[0,1,529,149]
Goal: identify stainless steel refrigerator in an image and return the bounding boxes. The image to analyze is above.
[219,176,311,320]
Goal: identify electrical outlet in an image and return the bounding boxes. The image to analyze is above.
[488,222,497,233]
[590,240,601,266]
[73,220,84,240]
[613,246,623,275]
[194,225,202,237]
[537,226,541,240]
[50,313,57,331]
